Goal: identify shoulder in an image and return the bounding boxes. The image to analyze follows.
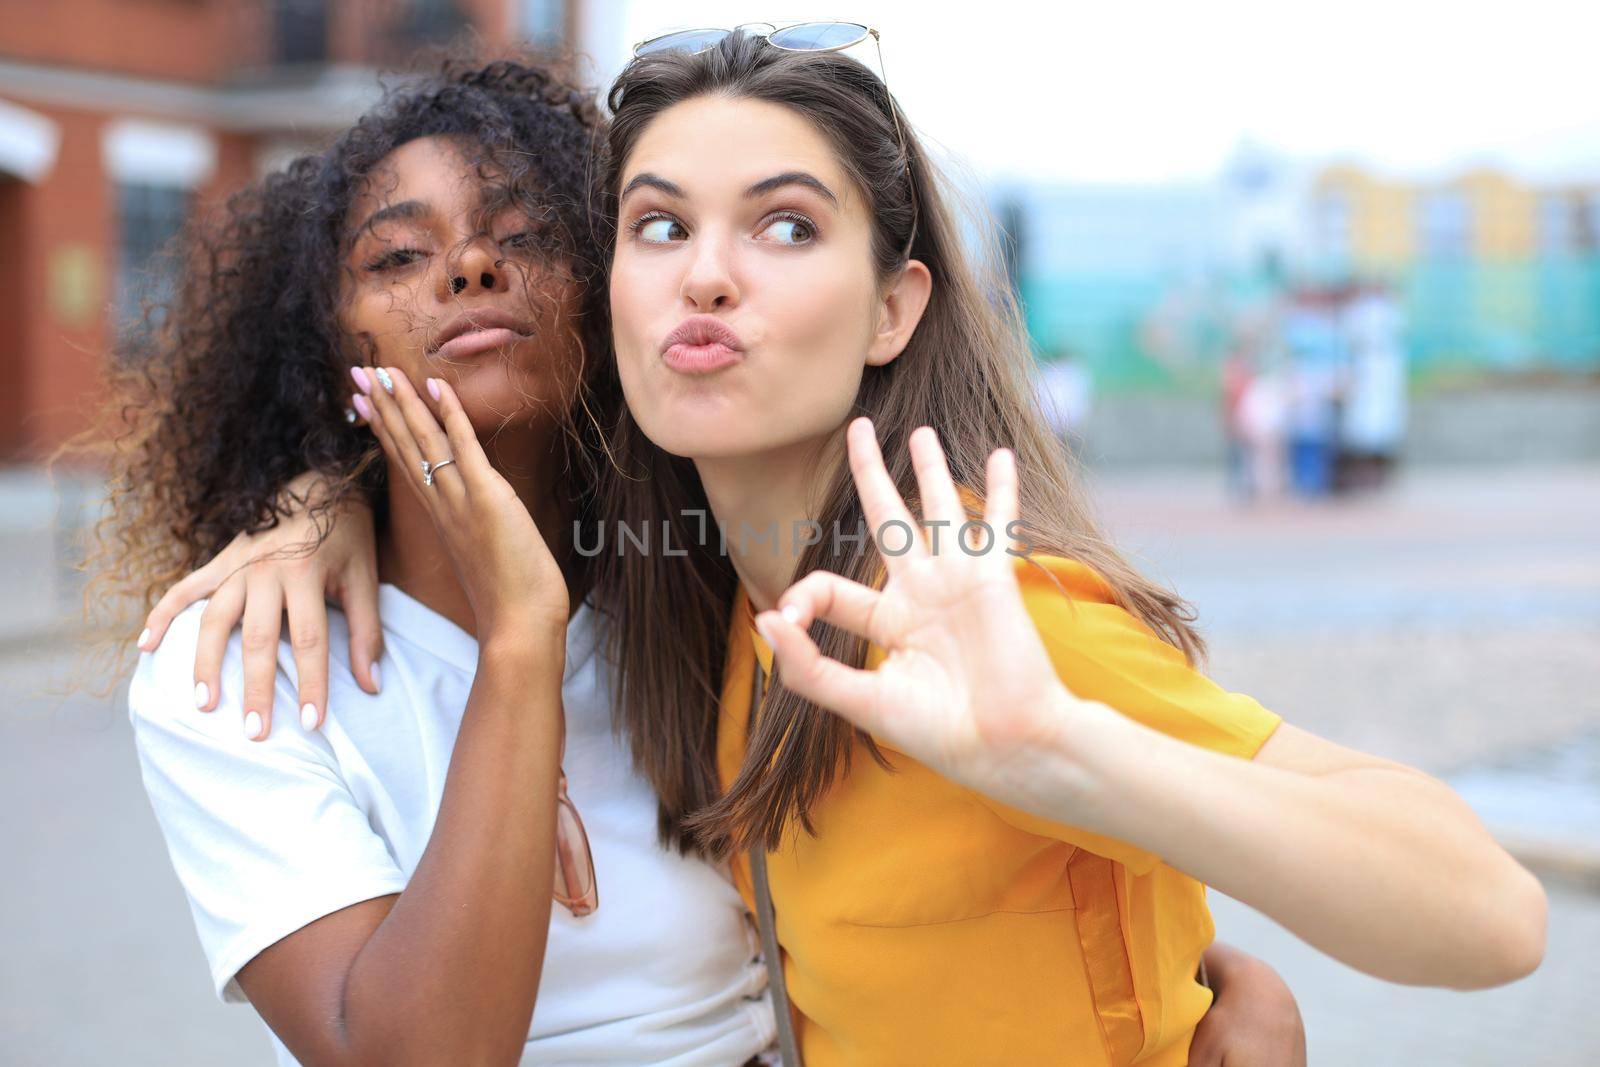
[129,601,238,727]
[1010,553,1187,668]
[1012,552,1282,756]
[127,599,303,738]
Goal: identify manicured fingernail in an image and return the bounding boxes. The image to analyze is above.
[301,702,318,730]
[351,366,371,393]
[369,662,382,693]
[137,627,151,649]
[753,614,775,646]
[426,377,441,402]
[780,604,801,626]
[352,394,372,421]
[194,682,209,710]
[244,711,263,740]
[374,367,394,394]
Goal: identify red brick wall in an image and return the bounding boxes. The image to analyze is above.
[0,0,240,84]
[10,104,115,463]
[0,175,30,458]
[0,0,547,463]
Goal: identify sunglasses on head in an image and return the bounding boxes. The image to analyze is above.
[634,20,879,59]
[630,21,917,260]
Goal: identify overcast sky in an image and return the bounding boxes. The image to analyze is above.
[579,1,1600,187]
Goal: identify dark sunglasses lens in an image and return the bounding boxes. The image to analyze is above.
[636,28,728,55]
[768,21,868,51]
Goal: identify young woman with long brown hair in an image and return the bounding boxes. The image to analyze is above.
[587,29,1544,1063]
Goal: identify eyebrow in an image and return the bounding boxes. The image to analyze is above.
[745,171,838,206]
[357,199,429,234]
[618,170,839,208]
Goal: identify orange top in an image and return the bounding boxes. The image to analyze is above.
[718,554,1283,1065]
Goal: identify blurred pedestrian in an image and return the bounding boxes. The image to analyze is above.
[1339,281,1408,490]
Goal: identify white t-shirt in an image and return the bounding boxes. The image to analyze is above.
[128,584,777,1066]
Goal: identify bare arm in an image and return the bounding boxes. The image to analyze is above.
[233,368,570,1064]
[1067,713,1547,990]
[1189,941,1305,1067]
[236,631,563,1066]
[756,419,1547,993]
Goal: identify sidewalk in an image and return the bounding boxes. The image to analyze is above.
[0,466,105,649]
[1,461,1596,1064]
[1091,462,1600,1064]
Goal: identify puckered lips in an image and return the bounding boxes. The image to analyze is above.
[660,314,746,374]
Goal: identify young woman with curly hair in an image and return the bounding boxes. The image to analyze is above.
[115,45,1316,1067]
[99,61,784,1065]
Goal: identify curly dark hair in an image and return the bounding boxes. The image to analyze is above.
[80,57,618,661]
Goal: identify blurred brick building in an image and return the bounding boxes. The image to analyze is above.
[0,0,578,463]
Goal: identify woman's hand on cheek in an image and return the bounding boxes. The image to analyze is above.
[351,366,569,642]
[753,417,1105,814]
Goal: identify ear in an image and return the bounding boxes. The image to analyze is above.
[865,259,933,368]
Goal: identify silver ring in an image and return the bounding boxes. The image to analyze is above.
[420,458,456,487]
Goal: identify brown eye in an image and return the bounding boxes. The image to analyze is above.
[630,211,689,244]
[757,213,816,246]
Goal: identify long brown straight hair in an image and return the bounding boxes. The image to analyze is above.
[593,32,1202,858]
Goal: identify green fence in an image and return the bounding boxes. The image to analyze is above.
[1021,258,1600,391]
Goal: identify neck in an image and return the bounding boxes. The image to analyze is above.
[376,423,569,637]
[694,424,848,613]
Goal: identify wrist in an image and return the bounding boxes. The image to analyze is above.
[479,622,567,673]
[1041,685,1143,832]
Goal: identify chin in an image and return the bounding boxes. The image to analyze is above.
[636,413,795,462]
[449,360,569,433]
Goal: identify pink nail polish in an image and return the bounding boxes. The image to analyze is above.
[351,366,371,393]
[352,394,372,421]
[426,378,441,402]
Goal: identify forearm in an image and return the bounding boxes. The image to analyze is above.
[338,633,565,1064]
[1058,699,1545,989]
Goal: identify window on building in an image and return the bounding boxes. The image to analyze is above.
[1583,192,1600,253]
[1311,189,1352,273]
[274,0,329,64]
[521,0,566,50]
[398,0,470,48]
[1539,194,1576,256]
[1419,190,1471,259]
[116,182,190,331]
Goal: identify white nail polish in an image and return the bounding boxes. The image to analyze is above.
[369,663,382,693]
[374,367,394,394]
[194,682,209,709]
[137,627,151,649]
[301,703,318,730]
[244,711,263,740]
[780,605,801,626]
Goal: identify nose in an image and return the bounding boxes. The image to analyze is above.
[439,237,508,299]
[679,230,740,312]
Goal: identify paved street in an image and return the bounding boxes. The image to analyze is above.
[1093,462,1600,1066]
[2,462,1597,1065]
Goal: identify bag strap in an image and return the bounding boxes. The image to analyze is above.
[749,661,804,1066]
